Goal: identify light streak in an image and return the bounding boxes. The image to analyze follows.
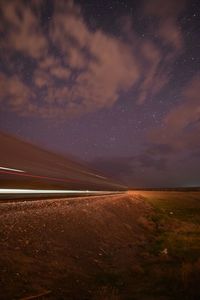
[0,166,25,173]
[0,188,120,195]
[87,173,107,179]
[0,169,126,188]
[0,169,78,183]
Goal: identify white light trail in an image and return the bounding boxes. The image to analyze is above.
[0,188,120,195]
[78,170,107,179]
[0,166,25,173]
[92,174,107,179]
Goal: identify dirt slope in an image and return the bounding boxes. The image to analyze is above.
[0,193,155,300]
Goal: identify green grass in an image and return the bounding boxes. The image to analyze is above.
[142,191,200,259]
[138,191,200,299]
[142,191,200,223]
[94,271,125,289]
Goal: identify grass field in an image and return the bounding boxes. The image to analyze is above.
[131,191,200,300]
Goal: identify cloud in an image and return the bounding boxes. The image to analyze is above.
[33,70,52,88]
[137,154,167,171]
[146,143,175,156]
[91,156,135,177]
[90,151,168,186]
[144,0,185,50]
[0,0,141,118]
[90,143,200,187]
[102,75,200,187]
[150,75,200,151]
[49,67,71,80]
[0,73,33,113]
[137,40,169,104]
[136,0,186,104]
[50,6,140,112]
[0,0,47,59]
[0,0,186,118]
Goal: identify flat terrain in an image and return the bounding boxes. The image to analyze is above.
[0,191,200,299]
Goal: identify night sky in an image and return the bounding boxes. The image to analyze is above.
[0,0,200,187]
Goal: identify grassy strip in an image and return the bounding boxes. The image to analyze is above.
[141,191,200,300]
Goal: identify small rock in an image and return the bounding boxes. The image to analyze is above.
[161,248,168,255]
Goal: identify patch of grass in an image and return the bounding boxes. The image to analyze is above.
[94,271,124,289]
[133,191,200,299]
[166,232,200,261]
[93,286,120,300]
[149,234,167,255]
[141,192,200,258]
[141,191,200,224]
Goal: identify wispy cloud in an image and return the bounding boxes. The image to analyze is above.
[150,75,200,152]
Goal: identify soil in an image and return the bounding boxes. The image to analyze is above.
[0,193,155,300]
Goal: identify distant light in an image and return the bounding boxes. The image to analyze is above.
[0,166,25,173]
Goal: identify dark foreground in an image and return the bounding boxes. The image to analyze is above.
[0,192,200,300]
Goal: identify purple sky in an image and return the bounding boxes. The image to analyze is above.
[0,0,200,187]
